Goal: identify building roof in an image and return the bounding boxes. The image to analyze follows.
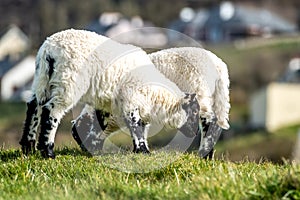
[169,3,298,43]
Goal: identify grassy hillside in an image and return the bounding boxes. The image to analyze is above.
[0,148,300,200]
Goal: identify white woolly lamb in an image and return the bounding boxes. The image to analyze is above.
[72,47,230,157]
[149,47,230,130]
[20,29,199,158]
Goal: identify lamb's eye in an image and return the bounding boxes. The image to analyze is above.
[193,110,198,115]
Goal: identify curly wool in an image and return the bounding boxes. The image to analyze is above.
[33,29,158,113]
[149,47,230,129]
[75,47,230,134]
[112,65,188,129]
[24,29,192,155]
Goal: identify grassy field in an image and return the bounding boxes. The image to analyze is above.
[1,148,300,200]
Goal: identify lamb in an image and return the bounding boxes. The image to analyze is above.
[149,47,230,129]
[19,29,199,158]
[150,47,230,156]
[72,47,230,157]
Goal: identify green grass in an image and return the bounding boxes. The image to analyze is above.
[0,148,300,200]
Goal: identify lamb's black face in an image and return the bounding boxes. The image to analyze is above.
[179,93,200,137]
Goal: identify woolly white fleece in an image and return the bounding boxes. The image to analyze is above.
[112,65,188,130]
[149,47,230,129]
[33,29,155,112]
[33,29,189,141]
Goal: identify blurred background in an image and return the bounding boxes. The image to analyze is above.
[0,0,300,163]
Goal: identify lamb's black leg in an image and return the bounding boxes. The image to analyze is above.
[19,96,41,155]
[37,106,56,158]
[125,108,149,154]
[95,109,110,131]
[37,100,67,159]
[71,111,94,152]
[71,108,110,153]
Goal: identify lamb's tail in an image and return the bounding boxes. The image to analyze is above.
[212,58,230,130]
[31,41,54,104]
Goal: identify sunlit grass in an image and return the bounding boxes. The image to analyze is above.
[0,148,300,199]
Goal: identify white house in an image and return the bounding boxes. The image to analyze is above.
[1,56,35,101]
[250,82,300,132]
[0,25,33,101]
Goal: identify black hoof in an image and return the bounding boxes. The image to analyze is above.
[134,148,150,154]
[19,140,36,155]
[38,143,55,159]
[203,148,214,160]
[134,142,150,154]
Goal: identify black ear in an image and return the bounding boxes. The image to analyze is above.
[181,93,200,115]
[182,93,198,106]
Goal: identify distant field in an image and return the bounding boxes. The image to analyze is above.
[209,35,300,105]
[0,149,300,200]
